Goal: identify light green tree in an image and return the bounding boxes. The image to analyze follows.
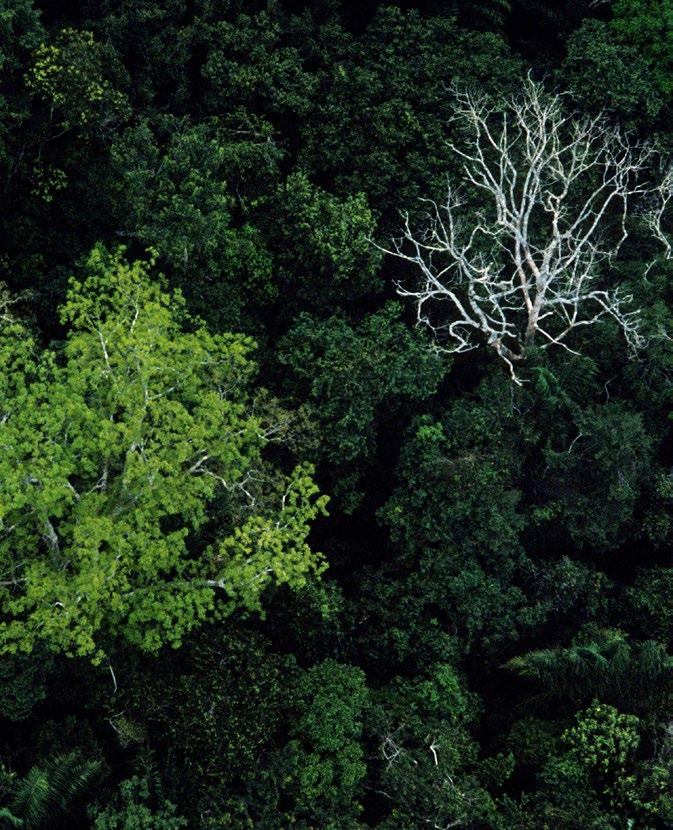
[0,246,327,661]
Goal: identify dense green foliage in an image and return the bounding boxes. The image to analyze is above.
[3,1,673,827]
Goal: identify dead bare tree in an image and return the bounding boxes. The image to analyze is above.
[380,78,656,380]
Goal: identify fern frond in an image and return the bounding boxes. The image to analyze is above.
[9,753,99,829]
[9,770,50,829]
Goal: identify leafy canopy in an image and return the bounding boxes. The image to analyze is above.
[0,246,327,661]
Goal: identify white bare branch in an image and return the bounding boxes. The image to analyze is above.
[645,163,673,267]
[378,78,655,380]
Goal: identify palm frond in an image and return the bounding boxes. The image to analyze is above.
[9,753,100,829]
